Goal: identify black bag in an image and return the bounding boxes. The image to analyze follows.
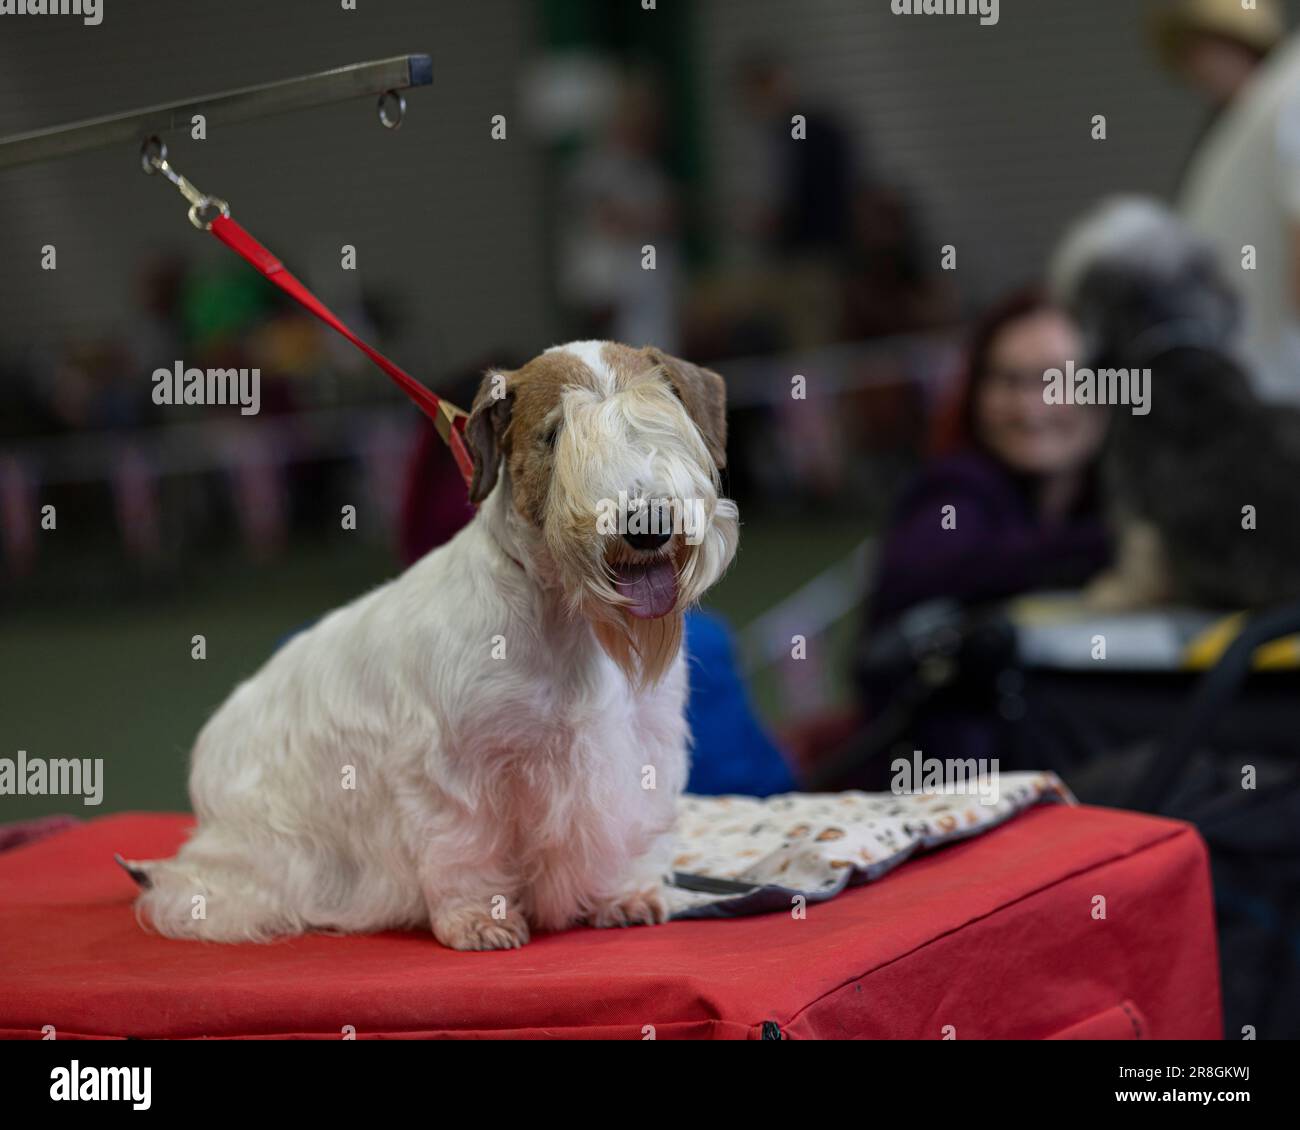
[838,598,1300,1039]
[1069,604,1300,1041]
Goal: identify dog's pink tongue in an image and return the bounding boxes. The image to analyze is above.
[614,560,679,620]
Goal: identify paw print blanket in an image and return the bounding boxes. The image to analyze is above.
[665,771,1073,918]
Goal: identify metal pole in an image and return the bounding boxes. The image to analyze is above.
[0,54,432,171]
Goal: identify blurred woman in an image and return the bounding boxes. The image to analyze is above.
[867,288,1111,628]
[798,290,1116,789]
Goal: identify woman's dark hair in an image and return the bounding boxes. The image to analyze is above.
[930,285,1054,456]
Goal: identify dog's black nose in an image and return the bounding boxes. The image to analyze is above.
[623,531,671,551]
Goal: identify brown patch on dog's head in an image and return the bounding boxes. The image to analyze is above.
[465,352,592,519]
[641,347,728,470]
[468,345,728,510]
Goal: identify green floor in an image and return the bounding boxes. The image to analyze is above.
[0,517,864,820]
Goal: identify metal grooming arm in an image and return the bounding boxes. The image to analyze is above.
[0,50,472,474]
[0,54,432,170]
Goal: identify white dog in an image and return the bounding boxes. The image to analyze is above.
[125,342,739,950]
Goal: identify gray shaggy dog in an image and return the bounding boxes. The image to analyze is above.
[1050,197,1300,611]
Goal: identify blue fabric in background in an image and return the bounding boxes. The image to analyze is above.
[684,611,797,797]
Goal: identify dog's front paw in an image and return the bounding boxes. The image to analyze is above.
[431,902,531,951]
[589,885,670,929]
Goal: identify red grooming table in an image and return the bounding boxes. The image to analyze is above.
[0,806,1221,1040]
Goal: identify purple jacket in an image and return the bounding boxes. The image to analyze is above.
[867,450,1112,628]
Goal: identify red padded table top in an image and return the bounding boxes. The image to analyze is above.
[0,806,1221,1040]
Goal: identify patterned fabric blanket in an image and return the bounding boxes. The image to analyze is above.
[665,772,1074,918]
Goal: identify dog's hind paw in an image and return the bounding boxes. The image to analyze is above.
[589,885,669,929]
[431,902,531,951]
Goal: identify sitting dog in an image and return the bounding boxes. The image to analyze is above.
[1050,198,1300,611]
[125,342,739,950]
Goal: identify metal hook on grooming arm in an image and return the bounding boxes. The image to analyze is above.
[377,90,405,129]
[140,136,230,230]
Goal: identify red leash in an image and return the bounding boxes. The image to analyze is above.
[209,213,475,486]
[142,144,474,485]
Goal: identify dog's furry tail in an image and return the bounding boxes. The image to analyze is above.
[121,844,311,942]
[114,853,153,889]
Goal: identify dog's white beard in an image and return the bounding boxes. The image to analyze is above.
[592,613,684,689]
[540,382,741,687]
[584,499,739,687]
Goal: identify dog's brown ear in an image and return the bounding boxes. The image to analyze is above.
[465,369,514,504]
[646,348,727,469]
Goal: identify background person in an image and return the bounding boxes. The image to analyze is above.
[1155,0,1300,401]
[864,289,1112,631]
[808,291,1114,791]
